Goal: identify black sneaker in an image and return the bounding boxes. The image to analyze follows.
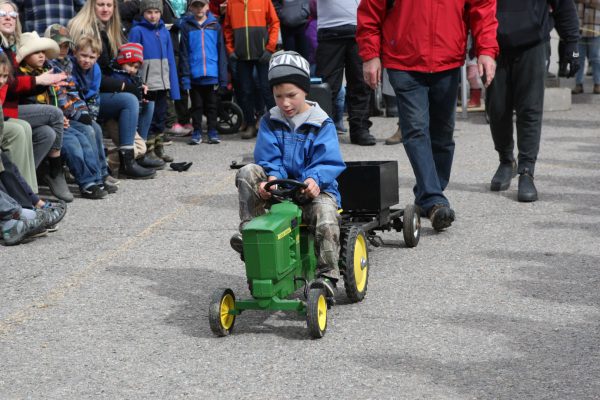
[490,160,517,191]
[350,133,377,146]
[310,276,337,299]
[230,233,244,260]
[428,204,455,232]
[517,169,538,202]
[101,178,119,194]
[81,184,108,199]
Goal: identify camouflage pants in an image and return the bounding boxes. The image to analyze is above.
[236,164,341,280]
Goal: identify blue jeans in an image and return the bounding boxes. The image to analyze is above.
[69,120,108,179]
[138,100,155,140]
[61,127,102,189]
[387,68,459,212]
[236,60,274,124]
[576,36,600,85]
[98,92,139,147]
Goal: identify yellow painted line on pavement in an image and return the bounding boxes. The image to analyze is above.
[0,171,235,337]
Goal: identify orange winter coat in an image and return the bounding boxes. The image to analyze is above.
[223,0,280,60]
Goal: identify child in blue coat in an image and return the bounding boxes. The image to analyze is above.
[231,51,345,296]
[128,0,180,159]
[179,0,228,144]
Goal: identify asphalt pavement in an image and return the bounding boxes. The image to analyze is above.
[1,99,599,399]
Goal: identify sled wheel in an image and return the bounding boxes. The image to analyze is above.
[402,204,421,248]
[341,226,369,303]
[306,288,328,338]
[209,288,236,336]
[217,101,244,134]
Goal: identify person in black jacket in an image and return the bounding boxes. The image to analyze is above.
[486,0,580,202]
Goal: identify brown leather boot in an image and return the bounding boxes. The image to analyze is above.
[385,125,402,145]
[572,84,584,94]
[594,84,600,95]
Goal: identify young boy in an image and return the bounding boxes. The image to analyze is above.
[231,51,345,295]
[16,32,107,200]
[128,0,180,158]
[44,25,118,194]
[180,0,228,145]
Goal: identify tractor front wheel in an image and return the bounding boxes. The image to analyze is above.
[306,288,328,338]
[209,288,236,337]
[340,226,369,303]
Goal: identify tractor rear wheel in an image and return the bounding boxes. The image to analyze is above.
[306,288,328,338]
[340,226,369,303]
[209,288,236,337]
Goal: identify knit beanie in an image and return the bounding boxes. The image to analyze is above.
[116,43,144,65]
[268,50,311,93]
[140,0,163,13]
[188,0,208,8]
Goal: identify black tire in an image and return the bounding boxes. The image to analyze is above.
[306,288,327,338]
[340,226,369,303]
[208,288,236,337]
[217,101,244,134]
[402,204,421,248]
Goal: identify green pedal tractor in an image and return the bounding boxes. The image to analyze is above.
[209,161,420,339]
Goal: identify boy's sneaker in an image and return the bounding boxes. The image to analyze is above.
[188,130,202,145]
[241,125,257,139]
[81,184,108,200]
[168,123,191,136]
[105,175,120,186]
[207,130,221,144]
[428,204,455,232]
[230,233,243,254]
[101,178,119,194]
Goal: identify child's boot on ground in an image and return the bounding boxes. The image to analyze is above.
[154,133,174,162]
[42,156,74,202]
[137,135,166,170]
[118,148,156,179]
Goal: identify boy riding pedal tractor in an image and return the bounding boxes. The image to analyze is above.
[230,50,345,299]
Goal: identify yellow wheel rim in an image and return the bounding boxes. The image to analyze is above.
[353,234,368,292]
[317,294,327,331]
[220,294,235,330]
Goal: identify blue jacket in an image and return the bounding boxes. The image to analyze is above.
[70,57,102,118]
[128,18,180,100]
[254,102,346,206]
[179,13,228,90]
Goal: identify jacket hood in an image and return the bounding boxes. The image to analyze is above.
[269,101,330,128]
[183,11,217,28]
[133,17,166,30]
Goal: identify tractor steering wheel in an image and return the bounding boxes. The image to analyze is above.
[264,179,312,205]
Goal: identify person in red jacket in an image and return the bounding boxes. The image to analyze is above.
[223,0,279,139]
[357,0,498,232]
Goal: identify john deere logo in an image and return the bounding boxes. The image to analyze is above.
[277,227,292,240]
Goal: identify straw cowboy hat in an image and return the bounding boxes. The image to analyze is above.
[16,31,60,63]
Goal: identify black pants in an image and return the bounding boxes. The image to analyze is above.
[486,41,546,175]
[316,31,372,138]
[281,25,309,59]
[146,90,168,136]
[190,84,218,133]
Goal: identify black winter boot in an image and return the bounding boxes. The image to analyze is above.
[518,169,538,202]
[43,157,74,202]
[118,148,156,179]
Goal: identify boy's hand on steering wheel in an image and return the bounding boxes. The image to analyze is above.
[258,176,278,199]
[302,178,320,199]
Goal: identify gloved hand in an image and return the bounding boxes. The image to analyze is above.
[228,52,238,64]
[259,50,273,64]
[170,161,193,172]
[76,113,93,125]
[558,40,580,78]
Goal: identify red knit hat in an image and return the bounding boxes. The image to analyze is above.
[116,43,144,65]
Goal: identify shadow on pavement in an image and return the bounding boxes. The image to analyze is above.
[356,250,600,399]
